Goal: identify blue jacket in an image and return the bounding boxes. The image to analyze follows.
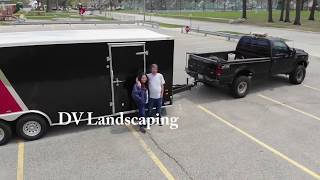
[132,83,148,105]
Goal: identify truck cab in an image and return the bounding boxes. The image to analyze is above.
[237,35,309,75]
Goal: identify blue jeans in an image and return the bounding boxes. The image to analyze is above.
[137,103,146,126]
[148,98,162,118]
[137,103,146,118]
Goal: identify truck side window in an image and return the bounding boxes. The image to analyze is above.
[273,41,289,56]
[238,37,251,47]
[251,38,270,56]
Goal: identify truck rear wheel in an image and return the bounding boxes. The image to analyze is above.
[289,65,306,84]
[0,121,12,146]
[16,114,48,141]
[231,76,251,98]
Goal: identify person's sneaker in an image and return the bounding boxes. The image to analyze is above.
[139,127,146,133]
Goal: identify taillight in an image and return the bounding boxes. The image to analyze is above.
[215,65,223,76]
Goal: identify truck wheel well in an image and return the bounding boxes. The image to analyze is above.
[235,70,253,78]
[298,61,307,67]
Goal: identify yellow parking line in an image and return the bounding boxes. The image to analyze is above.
[198,105,320,180]
[258,94,320,122]
[17,141,24,180]
[303,84,320,92]
[127,125,175,180]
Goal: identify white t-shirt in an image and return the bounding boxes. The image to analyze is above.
[147,73,165,99]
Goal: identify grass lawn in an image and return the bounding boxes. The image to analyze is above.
[159,22,183,28]
[0,21,9,25]
[216,30,248,35]
[123,10,320,32]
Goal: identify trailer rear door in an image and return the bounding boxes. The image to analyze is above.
[108,43,147,114]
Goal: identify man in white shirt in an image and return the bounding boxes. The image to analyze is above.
[147,64,165,122]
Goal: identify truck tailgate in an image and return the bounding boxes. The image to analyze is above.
[187,54,219,76]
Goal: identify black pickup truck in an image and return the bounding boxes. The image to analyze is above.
[186,35,309,98]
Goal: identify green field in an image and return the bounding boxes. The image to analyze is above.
[159,22,183,28]
[126,10,320,32]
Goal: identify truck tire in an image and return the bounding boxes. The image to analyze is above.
[289,65,306,84]
[231,76,251,98]
[16,114,48,141]
[203,82,213,87]
[0,121,12,146]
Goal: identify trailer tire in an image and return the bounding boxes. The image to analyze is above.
[0,121,12,146]
[289,65,306,84]
[231,76,251,98]
[16,114,48,141]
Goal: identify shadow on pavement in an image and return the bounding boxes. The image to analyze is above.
[174,75,296,104]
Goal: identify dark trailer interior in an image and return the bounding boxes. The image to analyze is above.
[0,29,174,124]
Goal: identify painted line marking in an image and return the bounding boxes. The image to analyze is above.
[126,125,175,180]
[197,105,320,180]
[17,141,24,180]
[258,94,320,122]
[303,84,320,92]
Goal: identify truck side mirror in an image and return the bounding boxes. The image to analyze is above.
[288,48,295,57]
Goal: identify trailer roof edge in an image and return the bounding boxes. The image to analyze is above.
[0,29,173,48]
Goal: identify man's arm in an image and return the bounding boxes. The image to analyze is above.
[160,84,164,98]
[160,74,165,98]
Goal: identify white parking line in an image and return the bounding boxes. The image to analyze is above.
[303,84,320,92]
[258,94,320,122]
[198,105,320,180]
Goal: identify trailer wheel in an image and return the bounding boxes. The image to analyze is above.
[16,114,48,141]
[231,76,251,98]
[0,121,12,146]
[289,65,306,84]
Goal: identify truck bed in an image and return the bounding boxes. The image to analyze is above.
[186,51,271,85]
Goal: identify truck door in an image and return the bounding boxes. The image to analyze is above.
[271,41,293,75]
[108,43,147,114]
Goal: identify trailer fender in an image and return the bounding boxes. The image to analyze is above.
[0,110,52,126]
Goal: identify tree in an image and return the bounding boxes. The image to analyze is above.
[242,0,247,19]
[279,0,285,21]
[294,0,302,25]
[284,0,291,22]
[309,0,317,20]
[46,0,51,12]
[109,0,113,10]
[194,0,198,10]
[301,0,307,10]
[211,0,215,9]
[179,0,182,14]
[267,0,273,22]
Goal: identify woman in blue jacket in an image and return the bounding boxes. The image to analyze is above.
[132,74,148,133]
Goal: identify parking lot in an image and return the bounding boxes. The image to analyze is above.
[1,25,320,180]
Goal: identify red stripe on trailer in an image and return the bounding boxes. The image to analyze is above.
[0,80,22,114]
